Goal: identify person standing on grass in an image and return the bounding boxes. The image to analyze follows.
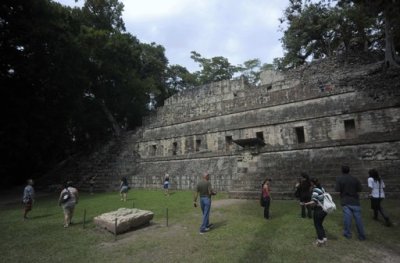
[89,175,97,195]
[120,177,129,201]
[22,179,35,220]
[193,172,216,234]
[58,181,79,228]
[261,178,271,219]
[368,169,392,226]
[163,173,170,196]
[298,173,312,219]
[335,165,366,240]
[303,178,328,247]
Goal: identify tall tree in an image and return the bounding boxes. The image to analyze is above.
[165,64,197,94]
[0,0,171,186]
[338,0,400,67]
[0,0,89,185]
[279,0,341,68]
[279,0,399,68]
[190,51,239,85]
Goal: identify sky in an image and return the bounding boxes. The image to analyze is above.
[55,0,289,72]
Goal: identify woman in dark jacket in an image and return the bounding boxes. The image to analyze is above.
[299,173,312,218]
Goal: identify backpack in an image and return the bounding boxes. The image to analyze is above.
[317,191,336,214]
[61,189,71,203]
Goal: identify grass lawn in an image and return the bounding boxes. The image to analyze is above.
[0,190,399,263]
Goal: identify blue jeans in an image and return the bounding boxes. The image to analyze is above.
[342,205,366,240]
[313,207,327,240]
[200,197,211,232]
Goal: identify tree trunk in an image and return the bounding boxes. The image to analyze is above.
[99,99,121,137]
[384,6,400,68]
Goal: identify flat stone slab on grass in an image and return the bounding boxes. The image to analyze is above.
[94,208,154,234]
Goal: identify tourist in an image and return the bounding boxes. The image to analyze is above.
[335,165,366,240]
[261,178,272,219]
[163,173,170,196]
[120,177,129,201]
[294,176,301,199]
[193,172,216,234]
[22,179,35,220]
[58,181,79,228]
[303,178,327,246]
[89,175,96,195]
[368,169,392,226]
[298,173,312,219]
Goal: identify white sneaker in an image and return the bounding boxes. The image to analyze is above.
[314,240,324,247]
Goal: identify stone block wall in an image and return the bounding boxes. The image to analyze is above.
[132,59,400,198]
[49,58,399,200]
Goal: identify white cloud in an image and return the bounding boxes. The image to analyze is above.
[55,0,289,71]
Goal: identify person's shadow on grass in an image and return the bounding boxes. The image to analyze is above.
[29,213,54,219]
[209,220,228,230]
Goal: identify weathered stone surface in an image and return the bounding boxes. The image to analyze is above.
[43,54,400,199]
[94,208,154,234]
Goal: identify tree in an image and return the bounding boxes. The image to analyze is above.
[0,0,89,185]
[190,51,239,85]
[236,59,275,86]
[338,0,400,67]
[0,0,171,186]
[280,0,342,68]
[279,0,400,69]
[138,42,169,107]
[166,64,197,94]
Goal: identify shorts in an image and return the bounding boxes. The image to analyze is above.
[62,202,75,214]
[163,182,169,189]
[24,200,33,211]
[120,186,129,193]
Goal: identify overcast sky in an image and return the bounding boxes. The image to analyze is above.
[56,0,289,72]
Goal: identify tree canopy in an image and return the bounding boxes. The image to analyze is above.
[0,0,169,186]
[278,0,400,69]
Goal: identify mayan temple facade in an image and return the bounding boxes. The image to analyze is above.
[130,57,400,198]
[46,57,400,199]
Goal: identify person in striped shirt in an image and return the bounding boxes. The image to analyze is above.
[303,178,328,246]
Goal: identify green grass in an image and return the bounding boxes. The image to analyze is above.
[0,190,399,263]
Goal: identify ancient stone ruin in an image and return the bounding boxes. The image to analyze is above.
[47,55,400,199]
[94,208,154,234]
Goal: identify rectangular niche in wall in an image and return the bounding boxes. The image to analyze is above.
[225,135,233,151]
[256,131,264,141]
[195,139,201,152]
[295,127,305,144]
[344,119,356,133]
[172,142,178,155]
[151,144,157,156]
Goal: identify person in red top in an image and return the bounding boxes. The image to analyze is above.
[261,178,272,219]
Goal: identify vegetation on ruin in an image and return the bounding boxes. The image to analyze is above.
[0,190,399,262]
[1,0,399,186]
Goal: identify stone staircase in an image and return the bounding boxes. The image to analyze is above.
[38,129,142,193]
